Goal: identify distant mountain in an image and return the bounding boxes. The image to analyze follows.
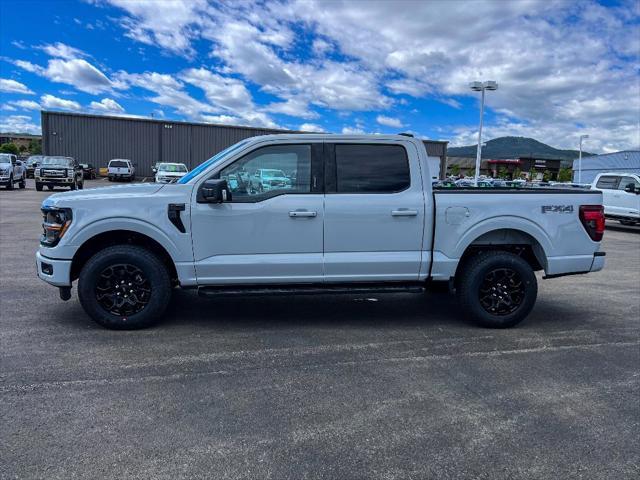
[447,136,595,164]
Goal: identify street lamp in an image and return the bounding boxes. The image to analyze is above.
[470,80,498,186]
[577,134,589,184]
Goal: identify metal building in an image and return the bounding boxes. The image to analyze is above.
[572,150,640,184]
[42,111,448,177]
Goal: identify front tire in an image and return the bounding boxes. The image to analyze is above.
[19,176,25,189]
[7,175,13,190]
[457,251,537,328]
[36,182,43,191]
[78,245,172,329]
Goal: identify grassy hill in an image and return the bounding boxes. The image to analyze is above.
[448,136,594,163]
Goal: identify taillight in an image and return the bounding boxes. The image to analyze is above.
[579,205,605,241]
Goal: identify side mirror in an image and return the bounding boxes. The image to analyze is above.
[624,184,637,194]
[152,167,157,173]
[197,179,232,203]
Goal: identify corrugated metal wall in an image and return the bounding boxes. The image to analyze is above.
[571,151,640,184]
[42,111,448,177]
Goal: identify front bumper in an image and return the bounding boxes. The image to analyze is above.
[36,251,72,287]
[36,176,74,184]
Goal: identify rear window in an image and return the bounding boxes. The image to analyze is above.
[109,160,129,168]
[595,175,620,189]
[335,144,410,193]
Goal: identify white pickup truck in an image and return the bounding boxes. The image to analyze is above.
[36,134,606,330]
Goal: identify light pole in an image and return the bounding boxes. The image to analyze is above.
[470,81,498,186]
[578,134,589,184]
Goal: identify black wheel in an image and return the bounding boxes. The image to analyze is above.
[70,180,76,190]
[78,245,172,329]
[7,175,13,190]
[78,181,84,190]
[457,251,537,328]
[47,185,54,191]
[19,176,26,189]
[36,182,43,191]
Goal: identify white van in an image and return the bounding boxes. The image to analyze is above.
[592,173,640,225]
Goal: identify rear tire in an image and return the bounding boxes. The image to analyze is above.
[78,245,172,330]
[457,251,537,328]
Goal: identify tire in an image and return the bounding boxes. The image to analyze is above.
[78,181,84,190]
[7,175,13,190]
[47,185,54,191]
[70,181,76,190]
[19,176,26,189]
[78,245,172,329]
[36,182,43,191]
[457,251,537,328]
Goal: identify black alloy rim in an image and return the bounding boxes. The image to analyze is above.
[95,264,151,317]
[479,267,525,316]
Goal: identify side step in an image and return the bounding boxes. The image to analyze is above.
[198,282,426,298]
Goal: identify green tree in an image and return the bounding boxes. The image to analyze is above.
[543,169,551,182]
[19,144,27,152]
[497,166,507,179]
[512,167,522,180]
[557,167,572,182]
[0,142,19,155]
[28,139,42,154]
[449,164,460,177]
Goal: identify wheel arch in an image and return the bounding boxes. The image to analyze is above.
[70,230,178,284]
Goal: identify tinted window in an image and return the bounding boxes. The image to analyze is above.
[617,177,640,191]
[596,175,620,189]
[219,144,311,201]
[335,144,410,193]
[109,160,129,168]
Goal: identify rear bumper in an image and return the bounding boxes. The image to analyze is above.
[543,252,605,279]
[36,251,72,287]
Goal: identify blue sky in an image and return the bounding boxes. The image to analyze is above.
[0,0,638,152]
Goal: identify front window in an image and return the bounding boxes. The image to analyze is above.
[219,144,310,200]
[41,157,73,167]
[159,163,188,173]
[618,177,640,191]
[178,138,253,184]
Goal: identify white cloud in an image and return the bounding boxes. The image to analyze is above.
[7,100,41,110]
[38,42,89,60]
[89,98,125,114]
[299,123,325,132]
[376,115,403,128]
[0,78,34,94]
[14,57,116,94]
[0,115,41,134]
[341,126,365,135]
[40,94,81,111]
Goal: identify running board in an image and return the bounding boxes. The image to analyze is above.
[198,282,426,298]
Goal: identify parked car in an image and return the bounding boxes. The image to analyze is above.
[107,159,135,182]
[0,153,26,189]
[35,156,84,191]
[79,163,97,180]
[25,155,44,178]
[36,134,606,330]
[591,172,640,225]
[250,168,292,193]
[155,163,189,183]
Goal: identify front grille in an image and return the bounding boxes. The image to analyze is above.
[42,169,65,177]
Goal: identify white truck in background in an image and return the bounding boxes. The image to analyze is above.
[591,172,640,225]
[36,134,606,330]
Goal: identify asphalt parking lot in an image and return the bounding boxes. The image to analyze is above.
[1,179,639,479]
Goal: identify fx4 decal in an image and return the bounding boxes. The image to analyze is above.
[541,205,574,214]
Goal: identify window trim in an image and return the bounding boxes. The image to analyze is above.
[213,142,323,203]
[326,142,411,195]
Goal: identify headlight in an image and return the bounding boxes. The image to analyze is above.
[41,207,73,247]
[35,168,41,176]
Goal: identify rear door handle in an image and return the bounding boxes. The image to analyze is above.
[392,209,418,217]
[289,210,317,218]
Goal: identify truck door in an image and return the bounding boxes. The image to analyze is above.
[616,176,640,218]
[594,175,621,216]
[191,143,325,284]
[323,142,426,282]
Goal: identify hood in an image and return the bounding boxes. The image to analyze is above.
[157,171,187,177]
[42,183,165,208]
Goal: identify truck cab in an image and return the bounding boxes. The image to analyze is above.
[591,172,640,225]
[36,134,605,330]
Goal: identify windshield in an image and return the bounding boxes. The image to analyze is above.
[262,169,286,177]
[41,157,73,167]
[178,138,253,184]
[28,155,44,165]
[159,163,188,173]
[0,153,12,165]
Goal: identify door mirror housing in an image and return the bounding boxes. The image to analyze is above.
[197,178,232,203]
[624,183,638,194]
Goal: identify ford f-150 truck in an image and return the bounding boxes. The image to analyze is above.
[36,134,606,330]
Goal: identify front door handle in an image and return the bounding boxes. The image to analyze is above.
[392,209,418,217]
[289,210,317,218]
